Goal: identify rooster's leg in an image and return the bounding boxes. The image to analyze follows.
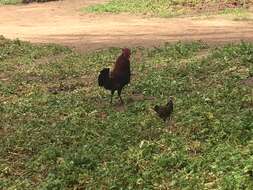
[117,89,124,104]
[110,90,115,104]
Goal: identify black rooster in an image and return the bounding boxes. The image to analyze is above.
[98,48,131,104]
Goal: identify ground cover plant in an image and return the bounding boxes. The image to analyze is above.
[85,0,252,18]
[0,36,253,189]
[0,0,21,4]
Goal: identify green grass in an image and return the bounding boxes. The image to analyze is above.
[220,8,253,21]
[0,0,21,5]
[0,36,253,189]
[84,0,252,18]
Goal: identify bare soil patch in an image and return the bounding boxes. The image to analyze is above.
[48,81,85,94]
[0,127,9,137]
[0,0,253,52]
[184,0,251,15]
[242,77,253,87]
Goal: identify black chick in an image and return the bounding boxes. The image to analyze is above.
[154,97,174,122]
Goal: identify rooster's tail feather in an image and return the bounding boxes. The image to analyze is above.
[98,68,110,87]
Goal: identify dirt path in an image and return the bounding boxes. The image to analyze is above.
[0,0,253,52]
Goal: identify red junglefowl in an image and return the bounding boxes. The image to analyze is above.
[154,97,174,122]
[98,48,131,104]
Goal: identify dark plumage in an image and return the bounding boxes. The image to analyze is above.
[154,97,174,122]
[98,48,131,104]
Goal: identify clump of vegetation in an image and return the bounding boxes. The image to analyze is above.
[84,0,252,17]
[0,36,253,189]
[0,0,21,4]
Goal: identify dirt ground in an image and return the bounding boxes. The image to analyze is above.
[0,0,253,52]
